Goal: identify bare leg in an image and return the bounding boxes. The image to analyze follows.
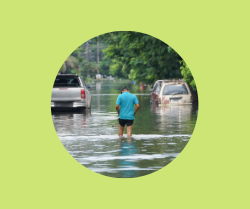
[118,125,125,136]
[127,125,133,138]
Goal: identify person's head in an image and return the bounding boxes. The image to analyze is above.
[121,87,129,94]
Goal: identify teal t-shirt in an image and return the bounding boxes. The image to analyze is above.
[116,92,139,120]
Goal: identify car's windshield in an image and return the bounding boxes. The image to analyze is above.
[163,84,188,95]
[54,77,80,87]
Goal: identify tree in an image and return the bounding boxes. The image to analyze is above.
[180,61,196,90]
[102,31,182,83]
[59,55,79,74]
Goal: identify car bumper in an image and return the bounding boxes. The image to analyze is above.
[159,103,192,106]
[51,102,86,108]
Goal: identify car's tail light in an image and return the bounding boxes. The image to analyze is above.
[81,89,86,99]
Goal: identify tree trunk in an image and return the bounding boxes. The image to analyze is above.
[86,41,90,77]
[97,36,100,74]
[86,41,89,63]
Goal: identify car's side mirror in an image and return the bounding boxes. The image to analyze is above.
[149,89,153,92]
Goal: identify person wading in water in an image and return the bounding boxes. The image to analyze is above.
[115,87,140,138]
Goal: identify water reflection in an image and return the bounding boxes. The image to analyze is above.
[52,111,91,135]
[153,105,191,129]
[118,139,138,178]
[148,104,197,134]
[96,81,101,111]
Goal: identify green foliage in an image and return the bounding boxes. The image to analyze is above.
[99,56,112,76]
[82,61,99,73]
[59,38,106,77]
[58,32,196,92]
[109,59,128,78]
[85,77,93,84]
[180,61,196,90]
[102,31,182,84]
[59,55,80,74]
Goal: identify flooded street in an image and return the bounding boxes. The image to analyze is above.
[52,80,198,178]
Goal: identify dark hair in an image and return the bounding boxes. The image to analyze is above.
[121,87,128,94]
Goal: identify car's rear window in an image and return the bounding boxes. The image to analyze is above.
[163,84,188,95]
[53,77,80,87]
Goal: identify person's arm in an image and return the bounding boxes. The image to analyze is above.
[116,105,120,117]
[134,95,139,116]
[134,103,140,116]
[115,95,121,117]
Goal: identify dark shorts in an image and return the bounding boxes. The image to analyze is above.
[118,118,134,127]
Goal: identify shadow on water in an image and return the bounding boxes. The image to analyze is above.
[52,80,198,178]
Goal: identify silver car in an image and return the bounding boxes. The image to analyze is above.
[51,74,91,110]
[150,79,192,105]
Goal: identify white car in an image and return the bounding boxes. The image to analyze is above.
[149,79,192,105]
[51,74,91,111]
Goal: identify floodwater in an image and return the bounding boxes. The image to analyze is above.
[52,80,198,178]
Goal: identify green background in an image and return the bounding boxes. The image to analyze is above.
[1,0,249,208]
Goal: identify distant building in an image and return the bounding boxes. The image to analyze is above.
[96,74,101,79]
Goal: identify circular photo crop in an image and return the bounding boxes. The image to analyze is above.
[51,31,198,178]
